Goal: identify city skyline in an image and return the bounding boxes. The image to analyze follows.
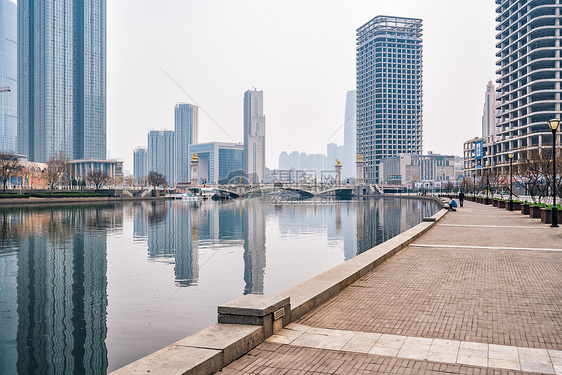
[106,0,497,172]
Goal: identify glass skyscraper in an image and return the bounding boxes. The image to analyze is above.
[133,147,148,180]
[243,90,265,184]
[175,103,199,184]
[17,0,106,162]
[356,16,423,183]
[0,0,17,153]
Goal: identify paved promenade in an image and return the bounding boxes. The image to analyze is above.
[217,201,562,374]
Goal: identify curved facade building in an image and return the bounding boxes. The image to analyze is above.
[494,0,561,170]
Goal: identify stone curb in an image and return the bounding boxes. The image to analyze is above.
[111,206,448,375]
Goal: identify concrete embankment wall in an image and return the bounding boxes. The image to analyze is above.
[112,198,448,375]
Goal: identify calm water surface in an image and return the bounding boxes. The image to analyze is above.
[0,197,438,374]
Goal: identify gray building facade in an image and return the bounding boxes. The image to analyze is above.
[356,16,423,183]
[133,147,148,181]
[188,142,243,184]
[148,130,175,186]
[18,0,106,162]
[0,0,17,153]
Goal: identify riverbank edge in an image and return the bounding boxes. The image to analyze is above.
[0,196,167,207]
[111,197,447,375]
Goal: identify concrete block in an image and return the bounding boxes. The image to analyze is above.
[176,324,264,365]
[111,345,222,375]
[218,295,289,317]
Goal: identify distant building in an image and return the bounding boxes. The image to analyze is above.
[482,81,499,140]
[0,0,17,153]
[243,90,265,183]
[278,151,326,175]
[187,142,243,184]
[327,143,344,169]
[133,147,148,180]
[175,103,199,183]
[342,90,357,179]
[356,16,423,183]
[18,0,107,162]
[148,130,175,186]
[379,153,456,186]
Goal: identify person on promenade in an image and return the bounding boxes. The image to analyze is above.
[459,191,465,207]
[449,199,457,211]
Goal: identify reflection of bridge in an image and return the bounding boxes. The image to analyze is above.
[207,183,360,198]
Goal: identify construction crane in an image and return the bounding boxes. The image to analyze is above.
[0,87,11,92]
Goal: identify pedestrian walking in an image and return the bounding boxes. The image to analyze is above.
[459,191,465,207]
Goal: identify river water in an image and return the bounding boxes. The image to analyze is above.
[0,197,439,374]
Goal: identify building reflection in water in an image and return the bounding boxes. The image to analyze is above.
[243,200,266,295]
[0,205,121,375]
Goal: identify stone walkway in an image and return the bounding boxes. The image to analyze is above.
[217,201,562,374]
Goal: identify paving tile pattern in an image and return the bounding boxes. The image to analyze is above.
[217,342,537,375]
[298,205,562,350]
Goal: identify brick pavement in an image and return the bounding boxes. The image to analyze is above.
[218,201,562,374]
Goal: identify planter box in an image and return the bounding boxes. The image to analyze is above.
[530,206,543,218]
[540,208,562,224]
[498,200,506,209]
[521,204,531,215]
[509,202,522,211]
[492,200,499,207]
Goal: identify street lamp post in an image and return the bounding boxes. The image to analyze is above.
[548,119,559,227]
[486,165,490,205]
[508,153,514,211]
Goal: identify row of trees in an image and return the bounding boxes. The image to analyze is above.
[459,149,562,203]
[0,152,114,192]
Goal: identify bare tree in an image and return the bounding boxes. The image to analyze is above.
[147,171,167,187]
[514,149,553,203]
[45,152,69,191]
[0,153,22,192]
[86,170,112,192]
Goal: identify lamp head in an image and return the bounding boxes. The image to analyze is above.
[548,119,560,132]
[508,153,514,159]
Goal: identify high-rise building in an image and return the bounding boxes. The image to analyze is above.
[493,0,561,171]
[356,16,423,183]
[327,143,344,168]
[482,81,499,140]
[342,90,357,179]
[18,0,106,162]
[0,0,17,153]
[243,90,265,184]
[133,147,148,181]
[175,103,199,183]
[148,130,175,186]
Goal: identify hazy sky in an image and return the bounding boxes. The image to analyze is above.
[107,0,498,172]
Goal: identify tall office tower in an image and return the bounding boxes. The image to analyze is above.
[148,130,175,186]
[0,0,17,153]
[495,0,561,170]
[482,81,499,140]
[342,90,357,178]
[243,90,265,183]
[18,0,106,162]
[133,147,148,180]
[357,16,423,183]
[175,103,199,183]
[327,143,344,167]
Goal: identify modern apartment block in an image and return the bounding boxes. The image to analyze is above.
[18,0,106,162]
[0,0,17,153]
[465,1,561,176]
[133,147,148,180]
[243,90,265,184]
[356,15,423,184]
[148,130,175,186]
[482,81,499,140]
[175,103,199,183]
